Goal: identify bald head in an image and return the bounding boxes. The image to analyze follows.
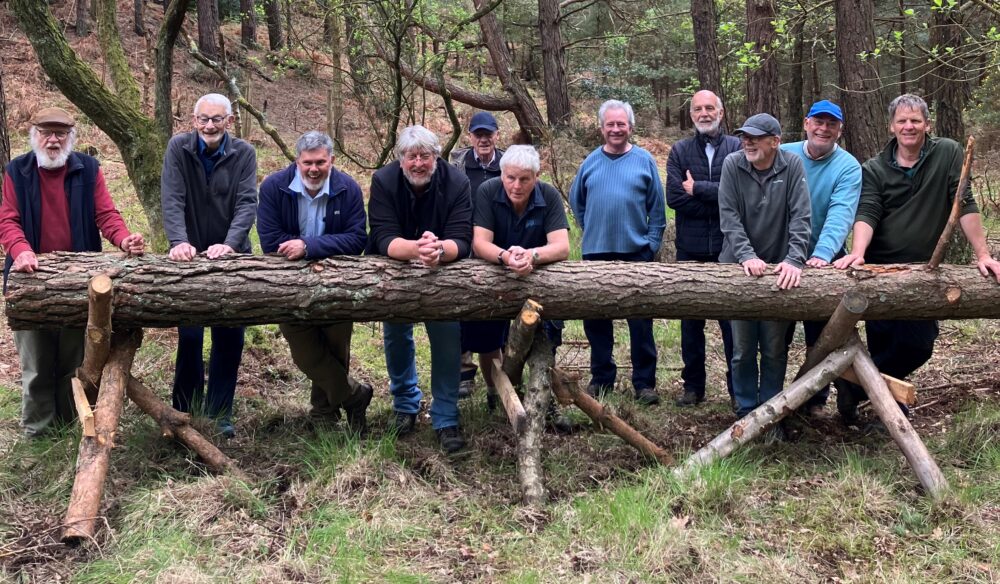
[690,90,724,136]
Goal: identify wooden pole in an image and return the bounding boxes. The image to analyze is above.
[677,338,862,477]
[503,299,542,386]
[927,135,975,270]
[519,332,553,507]
[77,274,113,402]
[71,378,96,437]
[551,369,672,465]
[63,328,142,542]
[851,338,949,499]
[485,357,527,435]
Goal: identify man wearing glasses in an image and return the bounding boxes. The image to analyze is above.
[160,93,258,438]
[1,107,145,438]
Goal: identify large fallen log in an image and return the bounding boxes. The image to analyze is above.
[6,253,1000,329]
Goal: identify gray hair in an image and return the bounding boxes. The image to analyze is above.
[499,145,540,173]
[598,99,635,127]
[888,94,929,122]
[194,93,233,116]
[395,125,441,159]
[295,131,335,157]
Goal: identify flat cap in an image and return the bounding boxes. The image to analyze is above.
[30,107,75,128]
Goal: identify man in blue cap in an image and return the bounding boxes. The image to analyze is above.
[780,100,861,416]
[451,111,505,401]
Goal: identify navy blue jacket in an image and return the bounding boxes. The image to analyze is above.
[256,163,367,257]
[665,131,741,255]
[3,152,101,291]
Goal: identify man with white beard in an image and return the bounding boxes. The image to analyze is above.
[366,125,472,453]
[0,107,145,438]
[256,131,373,433]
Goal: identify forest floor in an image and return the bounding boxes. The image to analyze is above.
[3,2,1000,583]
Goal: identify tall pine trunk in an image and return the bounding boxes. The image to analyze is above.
[745,0,778,118]
[835,0,883,162]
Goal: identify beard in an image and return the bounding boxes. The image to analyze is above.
[402,164,435,189]
[695,119,722,136]
[30,131,75,170]
[302,176,327,192]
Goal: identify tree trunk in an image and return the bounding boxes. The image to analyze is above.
[745,0,778,117]
[324,0,343,146]
[97,0,142,106]
[77,0,91,36]
[240,0,257,49]
[835,0,883,162]
[264,0,284,50]
[690,0,725,106]
[134,0,146,36]
[0,56,10,182]
[930,3,968,142]
[537,0,571,127]
[155,0,190,137]
[8,254,1000,329]
[197,0,220,60]
[785,13,805,140]
[519,333,554,507]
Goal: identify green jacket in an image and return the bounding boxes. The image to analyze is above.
[858,136,977,264]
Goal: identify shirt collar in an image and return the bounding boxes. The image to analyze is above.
[802,141,838,161]
[289,168,331,198]
[474,149,497,167]
[197,132,228,157]
[493,182,546,212]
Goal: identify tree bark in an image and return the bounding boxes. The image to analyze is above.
[520,333,554,507]
[77,275,114,402]
[537,0,571,127]
[503,299,542,387]
[77,0,91,36]
[197,0,221,60]
[784,13,805,139]
[155,0,191,139]
[745,0,779,117]
[97,0,142,106]
[835,0,884,162]
[930,2,968,142]
[690,0,725,106]
[0,55,10,181]
[324,0,343,146]
[8,254,1000,329]
[134,0,146,36]
[240,0,257,49]
[265,0,284,50]
[485,357,527,435]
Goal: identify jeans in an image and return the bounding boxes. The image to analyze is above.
[14,328,85,437]
[582,250,658,392]
[731,320,792,418]
[171,326,245,421]
[383,321,461,430]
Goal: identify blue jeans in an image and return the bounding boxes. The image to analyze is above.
[383,321,461,430]
[731,320,791,418]
[582,250,658,392]
[172,326,245,421]
[676,249,734,398]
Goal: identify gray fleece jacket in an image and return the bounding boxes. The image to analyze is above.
[718,149,811,268]
[160,130,258,253]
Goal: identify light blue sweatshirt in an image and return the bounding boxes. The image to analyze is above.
[780,141,861,262]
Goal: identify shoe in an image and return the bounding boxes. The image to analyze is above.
[763,423,788,444]
[836,381,861,427]
[800,402,825,417]
[674,390,704,407]
[585,383,613,399]
[546,403,578,434]
[486,387,499,412]
[457,378,475,399]
[635,387,661,406]
[216,419,236,439]
[344,383,374,435]
[390,412,417,436]
[436,426,466,453]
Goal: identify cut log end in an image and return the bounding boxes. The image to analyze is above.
[89,274,113,295]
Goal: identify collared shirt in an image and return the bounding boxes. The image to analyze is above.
[474,149,497,169]
[890,141,928,177]
[473,178,568,250]
[197,132,229,183]
[288,169,331,239]
[704,142,716,175]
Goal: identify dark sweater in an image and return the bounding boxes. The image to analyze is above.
[858,136,978,264]
[366,158,473,257]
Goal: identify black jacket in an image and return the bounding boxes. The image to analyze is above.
[665,131,741,255]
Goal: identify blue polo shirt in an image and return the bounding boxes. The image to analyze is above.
[288,168,331,238]
[472,177,569,250]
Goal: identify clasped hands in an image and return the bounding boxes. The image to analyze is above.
[741,258,801,290]
[500,245,535,276]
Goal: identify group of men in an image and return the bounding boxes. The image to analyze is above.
[3,89,998,451]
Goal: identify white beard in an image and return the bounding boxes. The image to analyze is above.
[30,133,75,170]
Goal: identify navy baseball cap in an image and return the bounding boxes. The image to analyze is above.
[469,111,498,133]
[734,113,781,137]
[806,100,844,121]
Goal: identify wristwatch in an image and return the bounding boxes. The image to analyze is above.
[498,249,507,265]
[531,249,540,262]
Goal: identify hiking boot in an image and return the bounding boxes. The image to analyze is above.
[836,381,861,427]
[457,378,475,399]
[585,383,613,399]
[390,412,417,436]
[216,419,236,440]
[546,403,578,434]
[763,422,788,445]
[344,383,374,435]
[436,426,466,454]
[674,390,704,407]
[486,387,499,412]
[635,387,661,406]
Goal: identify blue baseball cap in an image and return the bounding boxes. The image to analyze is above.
[469,111,498,133]
[806,100,844,122]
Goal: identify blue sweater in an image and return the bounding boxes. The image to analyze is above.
[257,163,367,257]
[780,141,861,262]
[569,146,666,255]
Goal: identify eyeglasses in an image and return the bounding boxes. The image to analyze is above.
[195,115,228,126]
[38,129,70,140]
[403,152,435,163]
[740,134,774,144]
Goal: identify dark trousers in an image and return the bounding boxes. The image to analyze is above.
[837,320,939,411]
[172,326,246,420]
[676,249,733,398]
[786,320,830,407]
[582,250,657,392]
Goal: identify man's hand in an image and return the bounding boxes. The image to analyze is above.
[833,252,865,269]
[416,231,443,267]
[119,233,145,256]
[774,262,802,290]
[168,242,197,262]
[277,239,307,260]
[682,170,695,195]
[12,250,38,273]
[805,257,828,268]
[506,246,533,275]
[741,257,767,277]
[976,255,1000,283]
[205,244,235,259]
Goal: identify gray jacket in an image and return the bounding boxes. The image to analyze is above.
[718,149,811,268]
[160,130,258,253]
